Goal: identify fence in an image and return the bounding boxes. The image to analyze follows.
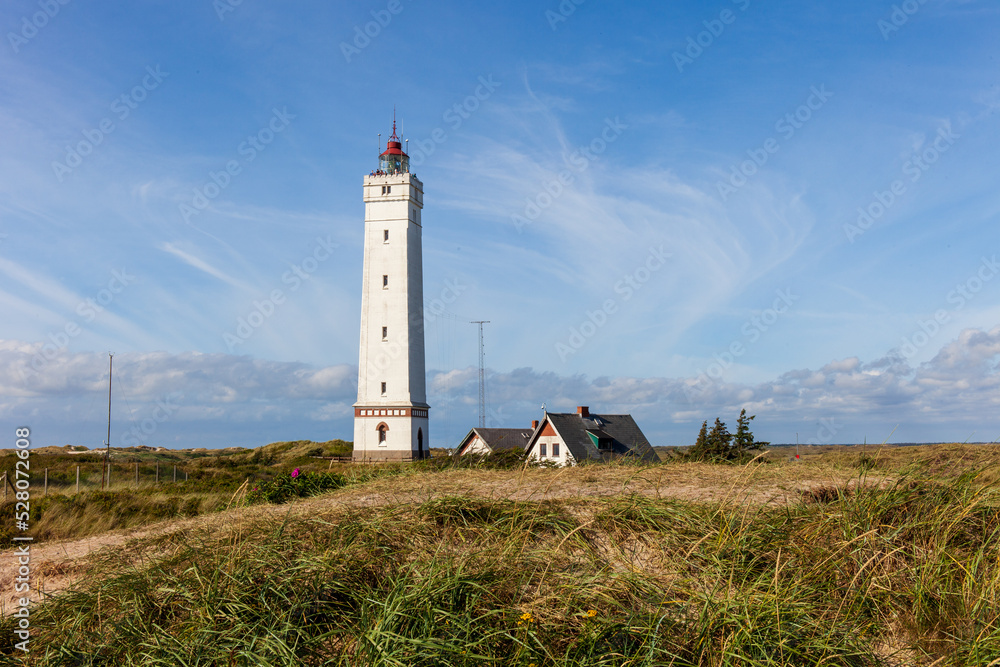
[2,462,190,500]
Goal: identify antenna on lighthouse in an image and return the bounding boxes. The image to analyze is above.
[470,321,490,427]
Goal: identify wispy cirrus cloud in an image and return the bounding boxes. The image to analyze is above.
[159,242,255,292]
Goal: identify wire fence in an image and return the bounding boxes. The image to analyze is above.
[2,462,190,500]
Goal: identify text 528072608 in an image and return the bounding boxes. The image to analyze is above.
[12,427,33,653]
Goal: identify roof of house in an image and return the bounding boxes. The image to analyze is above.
[457,427,533,454]
[535,412,658,463]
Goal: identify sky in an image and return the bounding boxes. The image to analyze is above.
[1,0,999,450]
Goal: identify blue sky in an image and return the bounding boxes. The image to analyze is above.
[1,0,999,450]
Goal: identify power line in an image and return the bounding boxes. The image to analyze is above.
[470,321,490,428]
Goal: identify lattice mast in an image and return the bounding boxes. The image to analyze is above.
[470,321,490,427]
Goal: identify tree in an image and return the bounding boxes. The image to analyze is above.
[733,409,769,460]
[706,418,732,459]
[688,410,769,463]
[688,421,711,460]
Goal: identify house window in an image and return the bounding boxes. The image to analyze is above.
[539,443,547,458]
[381,382,387,395]
[384,229,389,242]
[552,443,560,457]
[382,326,388,340]
[587,431,614,451]
[382,275,388,288]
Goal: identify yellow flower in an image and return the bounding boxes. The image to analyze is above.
[517,611,534,626]
[585,609,597,618]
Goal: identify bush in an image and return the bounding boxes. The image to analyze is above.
[246,469,348,505]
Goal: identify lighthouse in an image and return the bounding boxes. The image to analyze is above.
[352,118,430,462]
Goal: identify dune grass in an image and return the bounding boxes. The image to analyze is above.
[3,460,999,666]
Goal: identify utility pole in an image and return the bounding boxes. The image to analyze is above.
[470,321,490,428]
[102,353,113,490]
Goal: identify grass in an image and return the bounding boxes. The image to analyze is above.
[0,440,382,544]
[1,445,999,665]
[2,443,1000,664]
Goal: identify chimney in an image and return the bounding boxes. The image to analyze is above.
[531,420,539,429]
[577,406,589,418]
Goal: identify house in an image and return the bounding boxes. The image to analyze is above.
[455,427,535,456]
[525,406,658,466]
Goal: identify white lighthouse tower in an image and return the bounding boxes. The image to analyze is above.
[352,118,430,462]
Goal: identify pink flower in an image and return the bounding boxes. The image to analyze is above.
[291,468,300,478]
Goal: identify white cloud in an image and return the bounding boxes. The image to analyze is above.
[1,332,998,449]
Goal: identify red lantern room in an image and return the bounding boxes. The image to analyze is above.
[379,114,408,175]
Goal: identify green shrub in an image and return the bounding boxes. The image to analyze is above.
[245,469,348,505]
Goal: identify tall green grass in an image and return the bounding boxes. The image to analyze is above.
[3,469,998,665]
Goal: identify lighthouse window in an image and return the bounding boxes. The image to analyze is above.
[382,326,387,340]
[382,274,388,288]
[383,229,389,242]
[385,186,391,195]
[378,424,387,444]
[381,382,387,395]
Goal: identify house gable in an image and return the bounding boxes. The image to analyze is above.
[534,412,658,463]
[525,417,573,464]
[457,427,533,456]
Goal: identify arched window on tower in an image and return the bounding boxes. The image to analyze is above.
[377,423,388,445]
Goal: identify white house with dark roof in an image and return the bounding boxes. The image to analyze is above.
[455,427,535,456]
[525,406,658,466]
